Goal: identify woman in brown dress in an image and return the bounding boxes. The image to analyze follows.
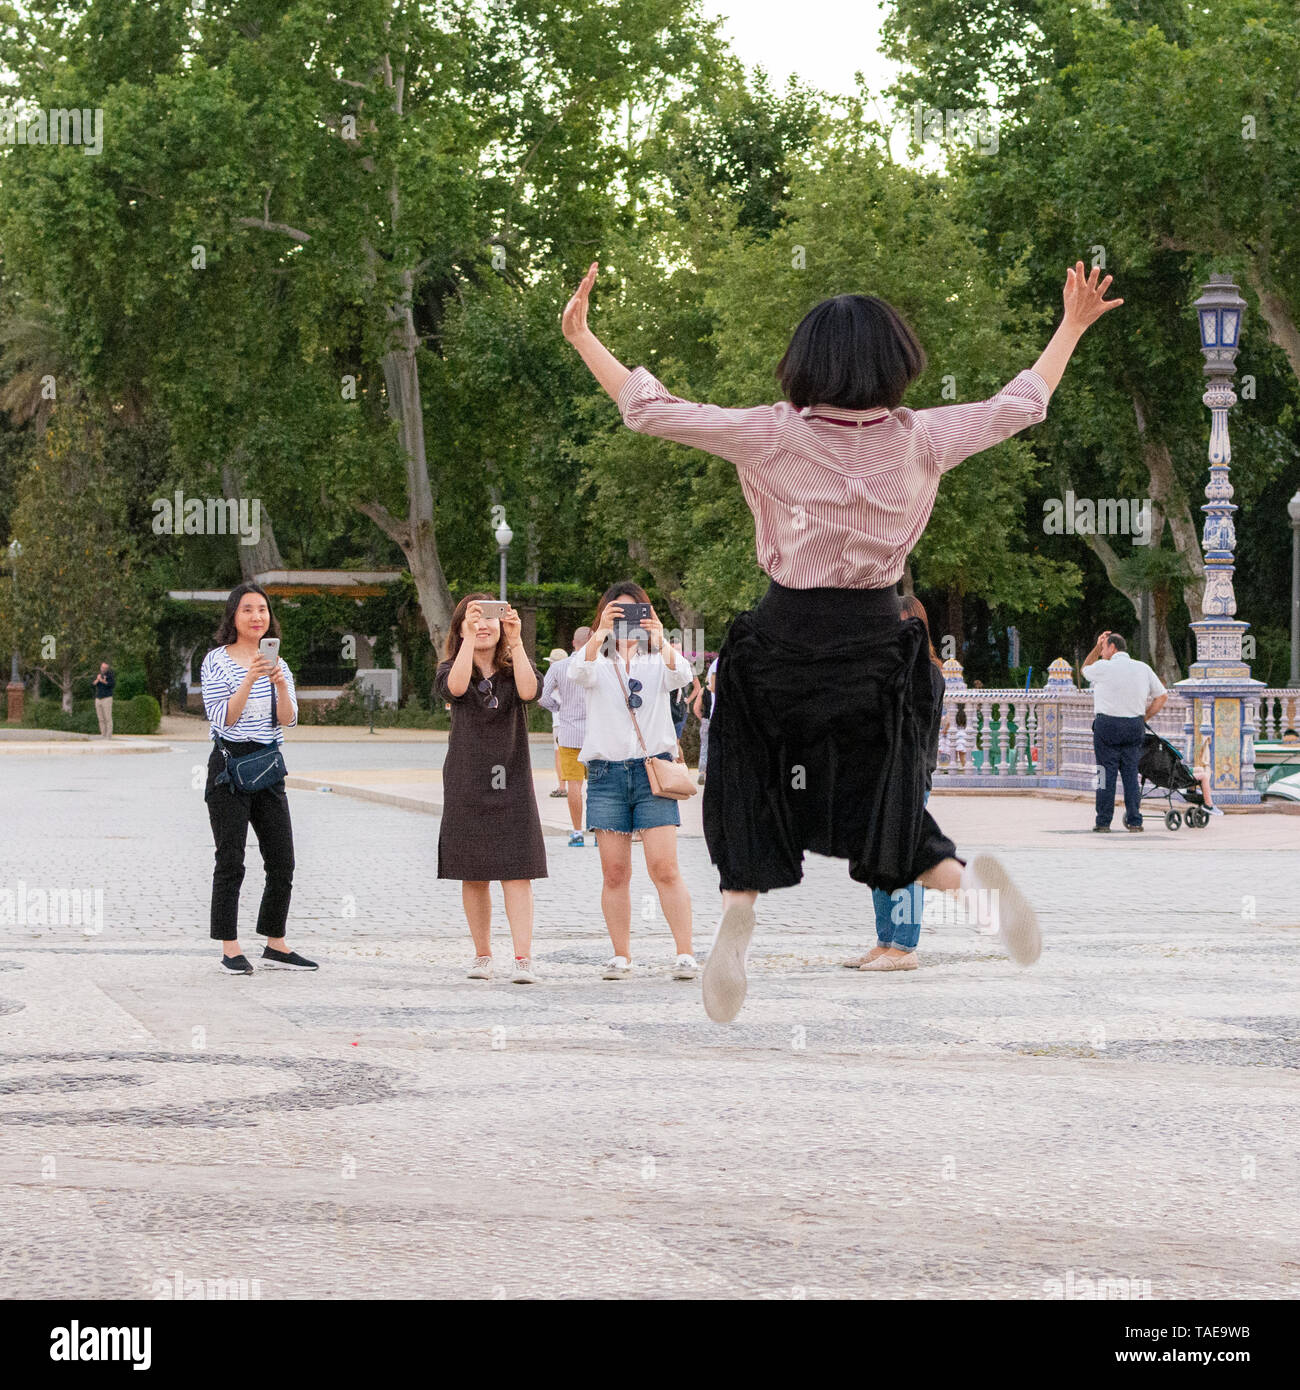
[436,593,548,983]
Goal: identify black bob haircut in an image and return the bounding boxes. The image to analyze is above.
[776,294,926,410]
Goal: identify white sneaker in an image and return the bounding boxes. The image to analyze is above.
[671,953,699,980]
[1207,805,1224,817]
[962,855,1040,965]
[466,955,492,980]
[601,955,632,980]
[511,957,538,984]
[701,901,756,1023]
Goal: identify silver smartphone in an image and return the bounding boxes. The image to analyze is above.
[474,600,509,619]
[258,637,281,664]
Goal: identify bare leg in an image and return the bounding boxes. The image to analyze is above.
[1195,770,1214,808]
[918,857,963,892]
[566,779,583,831]
[462,881,492,956]
[596,830,633,958]
[500,879,534,958]
[641,825,692,954]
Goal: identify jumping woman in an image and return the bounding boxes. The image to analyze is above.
[562,259,1122,1021]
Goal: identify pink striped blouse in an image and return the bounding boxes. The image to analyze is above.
[616,366,1050,589]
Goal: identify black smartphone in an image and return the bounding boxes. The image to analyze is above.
[613,601,652,639]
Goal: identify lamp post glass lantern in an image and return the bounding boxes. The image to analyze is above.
[494,518,513,602]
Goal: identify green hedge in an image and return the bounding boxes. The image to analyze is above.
[22,694,162,735]
[299,680,555,732]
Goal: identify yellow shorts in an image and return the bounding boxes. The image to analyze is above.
[558,746,586,782]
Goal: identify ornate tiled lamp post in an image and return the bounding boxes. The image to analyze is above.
[1174,274,1264,803]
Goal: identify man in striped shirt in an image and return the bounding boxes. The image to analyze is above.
[539,626,592,846]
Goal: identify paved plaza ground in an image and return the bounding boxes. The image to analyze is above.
[1,728,1298,1299]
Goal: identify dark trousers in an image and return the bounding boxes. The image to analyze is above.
[1093,713,1145,827]
[205,745,295,941]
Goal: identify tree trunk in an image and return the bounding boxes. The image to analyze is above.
[359,282,454,653]
[1131,393,1204,629]
[945,586,963,659]
[60,660,73,713]
[222,455,285,581]
[1244,255,1300,383]
[626,537,702,642]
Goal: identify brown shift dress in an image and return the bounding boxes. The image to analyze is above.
[435,658,548,881]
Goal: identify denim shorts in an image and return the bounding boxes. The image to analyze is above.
[585,754,681,833]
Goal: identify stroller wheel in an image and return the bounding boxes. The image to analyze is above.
[1194,807,1210,828]
[1165,810,1182,831]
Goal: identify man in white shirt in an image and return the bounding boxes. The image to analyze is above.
[1082,630,1167,832]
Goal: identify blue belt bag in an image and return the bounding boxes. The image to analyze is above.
[213,684,287,793]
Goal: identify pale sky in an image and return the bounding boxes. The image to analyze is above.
[697,0,902,99]
[696,0,914,159]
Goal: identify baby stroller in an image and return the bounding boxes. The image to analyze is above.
[1138,727,1209,830]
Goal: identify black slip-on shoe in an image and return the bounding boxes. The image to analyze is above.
[220,954,254,975]
[262,948,318,970]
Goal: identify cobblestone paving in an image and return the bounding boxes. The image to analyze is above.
[1,745,1298,1299]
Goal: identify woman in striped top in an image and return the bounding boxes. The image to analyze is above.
[563,259,1122,1021]
[201,582,315,976]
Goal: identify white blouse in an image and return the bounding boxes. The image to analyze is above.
[567,643,694,762]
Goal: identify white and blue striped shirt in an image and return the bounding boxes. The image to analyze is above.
[201,646,298,745]
[538,653,588,749]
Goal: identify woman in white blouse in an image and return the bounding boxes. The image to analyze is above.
[564,259,1122,1021]
[568,581,698,983]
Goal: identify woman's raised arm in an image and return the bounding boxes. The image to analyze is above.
[562,261,632,401]
[1030,262,1123,396]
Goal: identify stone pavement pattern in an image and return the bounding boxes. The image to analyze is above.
[1,741,1298,1299]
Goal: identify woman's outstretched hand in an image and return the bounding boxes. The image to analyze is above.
[1063,261,1123,332]
[562,261,598,342]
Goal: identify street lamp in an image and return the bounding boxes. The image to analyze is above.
[494,515,513,601]
[1288,489,1300,688]
[1175,271,1263,804]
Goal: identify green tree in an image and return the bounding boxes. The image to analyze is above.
[3,410,152,709]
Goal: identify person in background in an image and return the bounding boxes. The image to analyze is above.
[92,661,116,737]
[539,627,593,847]
[669,667,701,752]
[545,648,570,799]
[201,582,313,976]
[436,594,547,983]
[1190,734,1224,817]
[693,655,717,785]
[1082,629,1167,832]
[844,596,946,972]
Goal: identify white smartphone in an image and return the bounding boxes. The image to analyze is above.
[474,600,509,620]
[258,637,281,665]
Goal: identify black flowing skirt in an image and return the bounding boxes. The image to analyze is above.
[702,581,957,894]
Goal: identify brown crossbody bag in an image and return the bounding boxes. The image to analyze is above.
[612,658,698,800]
